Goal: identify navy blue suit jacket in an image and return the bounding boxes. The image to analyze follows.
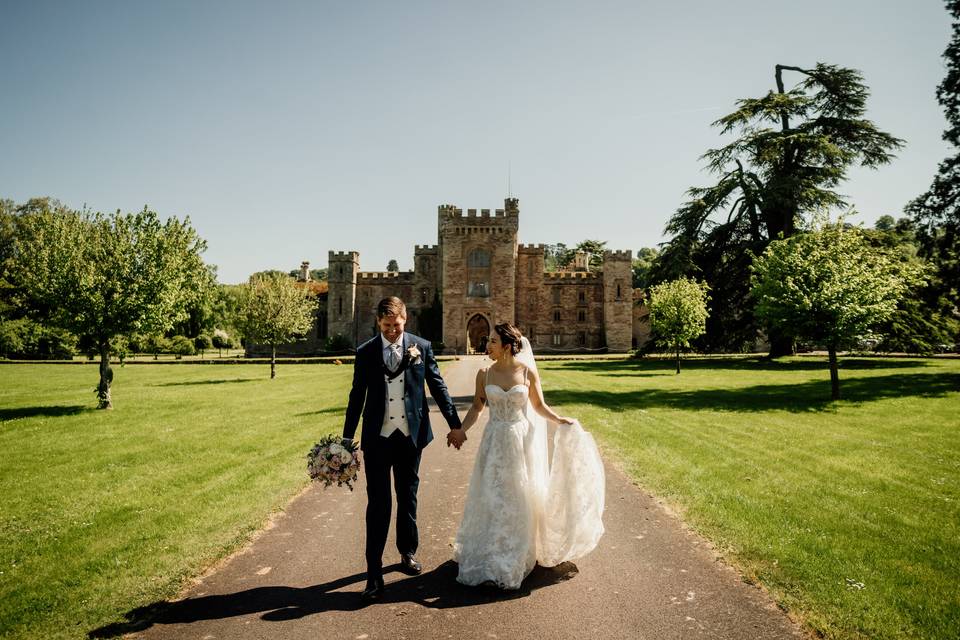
[342,332,461,451]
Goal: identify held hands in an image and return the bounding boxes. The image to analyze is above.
[447,428,467,450]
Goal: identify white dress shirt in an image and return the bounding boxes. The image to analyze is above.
[379,333,410,438]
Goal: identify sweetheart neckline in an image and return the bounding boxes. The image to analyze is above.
[485,383,528,394]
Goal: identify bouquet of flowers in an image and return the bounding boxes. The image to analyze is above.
[307,434,361,490]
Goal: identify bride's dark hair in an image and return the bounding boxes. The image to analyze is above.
[494,323,523,355]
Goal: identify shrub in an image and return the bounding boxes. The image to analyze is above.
[194,334,212,355]
[169,335,196,358]
[324,333,354,352]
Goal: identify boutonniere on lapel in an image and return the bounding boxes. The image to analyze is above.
[406,345,422,365]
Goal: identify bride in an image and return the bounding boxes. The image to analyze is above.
[449,322,605,589]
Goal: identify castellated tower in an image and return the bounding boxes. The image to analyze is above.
[602,250,633,352]
[327,250,359,343]
[437,198,520,353]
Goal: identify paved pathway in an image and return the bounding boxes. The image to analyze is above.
[97,356,806,640]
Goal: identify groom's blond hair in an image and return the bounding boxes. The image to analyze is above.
[376,296,407,319]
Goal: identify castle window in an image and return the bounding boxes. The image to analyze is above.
[578,290,586,304]
[552,287,561,304]
[528,299,535,313]
[616,281,623,300]
[528,260,534,277]
[468,248,491,267]
[553,310,561,322]
[552,334,562,346]
[578,310,586,322]
[577,331,586,346]
[529,326,536,343]
[468,282,489,297]
[338,296,343,317]
[338,265,343,277]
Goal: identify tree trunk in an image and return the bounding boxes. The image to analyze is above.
[270,345,276,379]
[767,331,794,359]
[97,342,113,409]
[828,345,841,400]
[675,345,681,374]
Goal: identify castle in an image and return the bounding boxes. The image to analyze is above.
[256,198,649,355]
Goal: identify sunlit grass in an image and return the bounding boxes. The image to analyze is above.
[541,356,960,640]
[0,363,351,640]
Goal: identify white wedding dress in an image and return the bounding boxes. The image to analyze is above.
[453,340,605,589]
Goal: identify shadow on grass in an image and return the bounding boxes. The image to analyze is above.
[547,357,934,376]
[296,406,347,417]
[545,372,960,413]
[153,379,258,387]
[0,405,88,420]
[88,560,577,638]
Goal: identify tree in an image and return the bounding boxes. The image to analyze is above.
[194,334,212,356]
[654,63,903,355]
[544,240,607,271]
[169,335,196,358]
[866,216,958,353]
[12,203,208,408]
[905,0,960,341]
[211,328,234,357]
[544,243,573,271]
[751,222,924,399]
[386,259,399,272]
[237,273,317,379]
[632,247,659,289]
[647,277,710,373]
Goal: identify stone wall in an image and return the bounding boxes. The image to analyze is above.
[632,288,651,350]
[326,251,359,343]
[438,198,519,353]
[313,196,640,356]
[602,250,633,352]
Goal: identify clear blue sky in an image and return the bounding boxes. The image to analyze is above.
[0,1,951,283]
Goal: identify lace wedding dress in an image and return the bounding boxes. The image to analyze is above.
[453,340,605,589]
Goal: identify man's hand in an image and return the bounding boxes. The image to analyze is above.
[341,437,355,448]
[447,428,467,450]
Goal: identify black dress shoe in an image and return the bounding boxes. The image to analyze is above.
[400,553,422,575]
[361,577,385,602]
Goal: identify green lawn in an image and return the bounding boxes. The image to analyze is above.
[1,358,958,639]
[538,356,960,640]
[0,363,352,640]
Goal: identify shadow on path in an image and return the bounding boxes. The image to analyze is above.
[0,405,88,420]
[546,372,960,413]
[428,394,474,410]
[88,561,577,638]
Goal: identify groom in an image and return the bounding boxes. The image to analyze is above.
[341,296,464,602]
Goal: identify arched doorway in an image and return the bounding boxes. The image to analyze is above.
[466,314,490,355]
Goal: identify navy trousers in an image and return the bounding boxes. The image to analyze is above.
[363,429,422,578]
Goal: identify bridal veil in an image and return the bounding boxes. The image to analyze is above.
[517,336,605,567]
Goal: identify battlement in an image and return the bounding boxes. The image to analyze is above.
[358,271,414,281]
[438,200,518,220]
[544,272,600,281]
[328,250,359,261]
[518,243,546,253]
[414,244,438,253]
[603,250,632,261]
